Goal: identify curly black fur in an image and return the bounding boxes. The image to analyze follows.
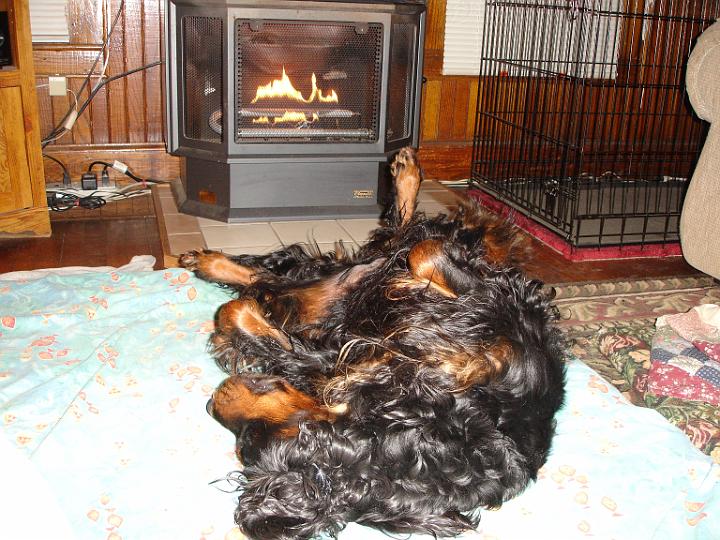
[183,148,567,540]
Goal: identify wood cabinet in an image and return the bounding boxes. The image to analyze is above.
[0,0,49,236]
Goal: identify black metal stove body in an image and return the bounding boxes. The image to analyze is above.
[165,0,425,221]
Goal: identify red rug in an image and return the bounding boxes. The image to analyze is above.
[468,190,683,262]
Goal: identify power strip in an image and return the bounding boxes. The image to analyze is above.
[46,182,122,193]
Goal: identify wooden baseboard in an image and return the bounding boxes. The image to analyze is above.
[41,144,181,185]
[43,142,472,185]
[418,144,472,181]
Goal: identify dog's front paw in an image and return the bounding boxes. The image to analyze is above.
[178,249,202,270]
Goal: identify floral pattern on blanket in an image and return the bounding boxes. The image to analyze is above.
[1,269,719,540]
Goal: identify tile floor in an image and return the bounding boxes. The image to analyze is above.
[154,181,463,265]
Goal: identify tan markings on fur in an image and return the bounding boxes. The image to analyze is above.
[482,221,530,267]
[211,376,345,437]
[323,355,390,402]
[452,200,531,267]
[391,147,422,225]
[196,252,257,285]
[402,239,457,298]
[435,338,515,389]
[281,260,385,327]
[218,299,292,350]
[285,278,343,327]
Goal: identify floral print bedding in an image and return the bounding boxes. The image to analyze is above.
[1,268,718,539]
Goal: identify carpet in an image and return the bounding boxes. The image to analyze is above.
[550,274,720,457]
[470,189,683,260]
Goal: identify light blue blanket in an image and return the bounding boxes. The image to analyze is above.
[1,268,717,540]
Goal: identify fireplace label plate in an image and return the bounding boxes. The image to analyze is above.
[353,190,374,199]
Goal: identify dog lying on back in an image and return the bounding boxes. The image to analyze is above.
[180,148,567,540]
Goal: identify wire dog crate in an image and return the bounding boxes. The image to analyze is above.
[471,0,719,248]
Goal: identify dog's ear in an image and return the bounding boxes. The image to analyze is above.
[401,239,483,298]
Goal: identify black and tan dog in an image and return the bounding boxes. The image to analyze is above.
[180,148,567,540]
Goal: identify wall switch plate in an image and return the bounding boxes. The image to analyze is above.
[48,76,67,97]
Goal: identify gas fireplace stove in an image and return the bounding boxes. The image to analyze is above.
[165,0,426,221]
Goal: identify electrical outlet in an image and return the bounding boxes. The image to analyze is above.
[48,76,67,97]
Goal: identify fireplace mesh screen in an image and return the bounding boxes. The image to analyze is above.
[182,16,224,142]
[387,23,416,142]
[235,21,383,142]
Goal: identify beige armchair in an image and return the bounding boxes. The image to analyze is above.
[681,20,720,280]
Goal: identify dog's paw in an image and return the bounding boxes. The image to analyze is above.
[178,250,202,270]
[390,146,418,177]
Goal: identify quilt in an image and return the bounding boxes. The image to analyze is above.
[1,267,718,540]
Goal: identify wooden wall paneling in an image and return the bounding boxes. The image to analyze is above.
[70,77,93,143]
[437,78,457,140]
[465,78,479,141]
[40,145,179,182]
[420,79,441,142]
[33,48,101,75]
[418,144,472,179]
[67,0,104,43]
[89,77,110,144]
[107,0,128,143]
[451,78,470,140]
[33,48,99,143]
[424,0,446,52]
[417,0,479,179]
[31,0,174,184]
[143,0,163,143]
[124,0,146,144]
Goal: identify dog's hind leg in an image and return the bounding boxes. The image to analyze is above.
[271,258,386,330]
[390,147,422,226]
[179,250,258,286]
[207,373,345,463]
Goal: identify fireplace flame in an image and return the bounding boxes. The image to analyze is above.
[251,68,338,104]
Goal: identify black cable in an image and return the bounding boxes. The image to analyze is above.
[42,153,71,185]
[75,61,164,120]
[87,160,109,171]
[46,192,107,212]
[41,0,126,147]
[85,158,168,184]
[42,60,164,149]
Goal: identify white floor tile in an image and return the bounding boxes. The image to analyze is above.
[220,245,284,256]
[421,180,448,192]
[417,202,452,216]
[418,189,461,206]
[196,216,231,227]
[201,222,280,249]
[337,218,383,243]
[271,220,354,244]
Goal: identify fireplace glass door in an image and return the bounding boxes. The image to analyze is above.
[234,21,383,143]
